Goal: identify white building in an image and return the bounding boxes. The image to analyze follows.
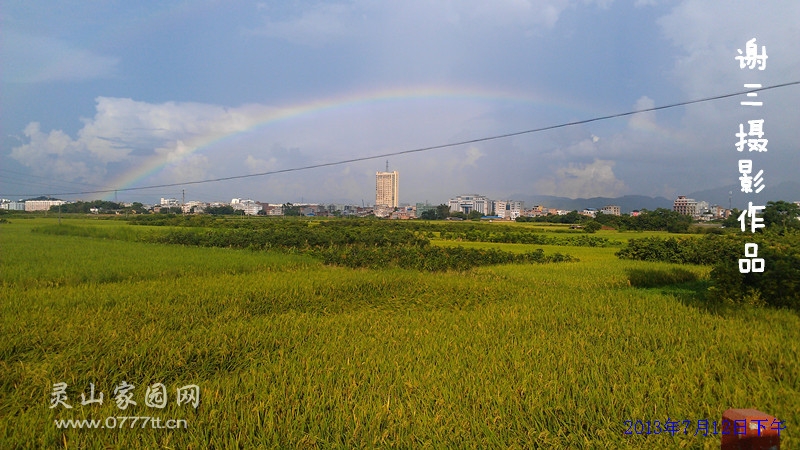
[160,198,180,207]
[0,200,26,211]
[600,205,621,216]
[182,201,207,214]
[231,198,262,216]
[24,200,66,212]
[375,171,399,208]
[493,200,524,220]
[264,204,284,216]
[448,194,492,215]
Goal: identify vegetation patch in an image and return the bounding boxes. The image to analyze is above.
[314,244,576,271]
[626,267,699,288]
[438,228,619,247]
[33,221,578,272]
[617,231,800,310]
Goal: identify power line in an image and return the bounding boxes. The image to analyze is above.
[7,80,800,198]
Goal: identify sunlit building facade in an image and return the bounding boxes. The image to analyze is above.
[375,171,399,208]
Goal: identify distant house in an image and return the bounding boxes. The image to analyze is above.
[231,198,262,216]
[673,196,698,217]
[493,200,524,220]
[600,205,621,216]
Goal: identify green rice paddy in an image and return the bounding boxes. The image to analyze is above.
[1,218,797,449]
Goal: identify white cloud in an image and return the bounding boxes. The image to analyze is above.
[463,147,484,166]
[249,3,354,46]
[250,0,578,48]
[160,144,210,184]
[8,97,274,187]
[628,96,656,129]
[452,0,572,29]
[658,0,800,98]
[536,159,627,198]
[245,155,278,173]
[10,123,95,183]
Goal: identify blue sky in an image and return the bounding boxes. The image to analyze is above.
[2,0,799,205]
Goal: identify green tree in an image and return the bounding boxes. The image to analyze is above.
[709,232,800,310]
[283,203,302,216]
[584,221,602,233]
[593,212,620,229]
[435,204,451,220]
[562,211,581,224]
[721,208,742,229]
[420,209,437,220]
[130,202,147,214]
[206,205,235,215]
[762,200,800,232]
[50,200,125,214]
[628,208,692,233]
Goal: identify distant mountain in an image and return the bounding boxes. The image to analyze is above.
[507,194,673,214]
[687,181,800,208]
[507,181,800,214]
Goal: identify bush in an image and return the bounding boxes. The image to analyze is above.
[709,233,800,310]
[584,221,602,233]
[314,244,577,271]
[615,235,739,265]
[616,232,800,310]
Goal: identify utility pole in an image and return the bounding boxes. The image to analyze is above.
[182,189,185,214]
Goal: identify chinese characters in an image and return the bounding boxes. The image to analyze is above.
[735,38,768,274]
[50,382,200,410]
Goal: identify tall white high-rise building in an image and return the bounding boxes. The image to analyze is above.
[375,171,399,208]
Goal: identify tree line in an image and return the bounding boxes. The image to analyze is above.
[616,203,800,310]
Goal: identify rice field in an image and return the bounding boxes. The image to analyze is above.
[1,217,797,449]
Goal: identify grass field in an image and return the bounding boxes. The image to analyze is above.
[1,217,798,449]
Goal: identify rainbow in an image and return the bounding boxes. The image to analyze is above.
[104,84,586,198]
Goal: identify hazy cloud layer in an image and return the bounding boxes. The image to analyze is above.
[2,31,119,83]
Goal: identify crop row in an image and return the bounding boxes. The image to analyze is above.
[32,223,577,271]
[147,226,426,249]
[437,229,619,247]
[314,244,577,271]
[127,215,616,247]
